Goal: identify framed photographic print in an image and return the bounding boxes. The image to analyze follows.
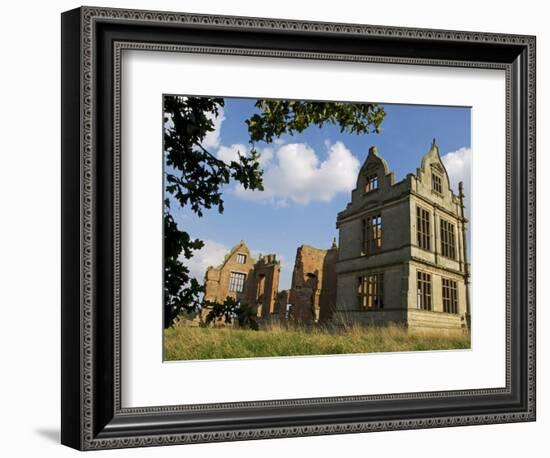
[61,6,536,450]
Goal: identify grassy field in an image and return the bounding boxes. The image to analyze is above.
[163,322,470,361]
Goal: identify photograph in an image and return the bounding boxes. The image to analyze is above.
[162,95,472,361]
[55,3,537,452]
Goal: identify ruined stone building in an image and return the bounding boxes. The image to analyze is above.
[286,241,338,324]
[203,241,281,318]
[203,240,338,326]
[334,141,470,332]
[200,140,469,332]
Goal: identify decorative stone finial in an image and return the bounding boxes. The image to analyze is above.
[331,237,337,249]
[429,138,440,155]
[368,145,378,155]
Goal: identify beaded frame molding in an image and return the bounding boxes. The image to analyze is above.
[61,6,536,451]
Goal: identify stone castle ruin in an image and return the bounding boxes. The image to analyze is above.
[202,141,470,332]
[203,241,280,318]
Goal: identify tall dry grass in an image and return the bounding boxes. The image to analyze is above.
[163,321,470,361]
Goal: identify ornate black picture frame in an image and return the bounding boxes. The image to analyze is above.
[61,6,536,450]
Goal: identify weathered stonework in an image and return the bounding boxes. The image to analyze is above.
[203,241,281,319]
[287,241,338,324]
[335,141,470,332]
[274,290,291,320]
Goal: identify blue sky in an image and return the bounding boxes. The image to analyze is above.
[169,98,471,290]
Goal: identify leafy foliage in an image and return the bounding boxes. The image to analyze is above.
[247,100,385,144]
[204,297,259,331]
[163,212,204,328]
[163,96,263,328]
[163,96,386,329]
[164,96,263,217]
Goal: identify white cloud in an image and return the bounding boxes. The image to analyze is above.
[217,144,246,164]
[257,147,274,167]
[234,141,360,206]
[217,144,273,168]
[442,147,471,192]
[442,147,471,218]
[202,107,225,149]
[182,239,229,282]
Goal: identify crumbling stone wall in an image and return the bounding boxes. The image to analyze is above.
[274,290,291,321]
[203,241,281,319]
[248,254,280,317]
[319,247,338,323]
[203,241,255,305]
[288,241,338,324]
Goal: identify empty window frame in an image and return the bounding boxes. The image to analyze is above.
[358,273,384,309]
[440,219,457,259]
[365,174,379,192]
[416,206,431,250]
[236,253,247,264]
[442,278,458,314]
[228,272,246,292]
[363,214,382,254]
[416,271,432,310]
[432,173,443,193]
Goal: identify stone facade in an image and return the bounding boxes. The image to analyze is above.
[287,241,338,324]
[334,140,470,332]
[203,241,281,318]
